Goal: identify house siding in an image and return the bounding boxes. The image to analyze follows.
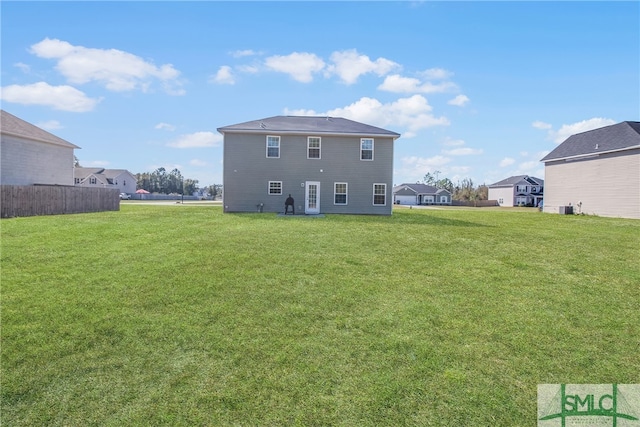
[543,148,640,219]
[74,169,137,194]
[1,134,74,186]
[223,133,394,214]
[488,187,515,206]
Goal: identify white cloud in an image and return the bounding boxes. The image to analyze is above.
[552,118,616,144]
[499,157,515,167]
[29,38,185,95]
[442,137,465,147]
[236,64,260,74]
[264,52,325,83]
[285,95,449,138]
[36,120,63,130]
[418,68,453,80]
[155,122,176,131]
[377,75,421,93]
[397,155,452,182]
[448,94,470,106]
[532,120,552,130]
[442,147,483,156]
[0,82,101,112]
[231,49,258,58]
[378,74,457,94]
[167,131,222,148]
[495,151,548,181]
[211,65,235,85]
[14,62,31,73]
[190,159,208,167]
[449,165,471,174]
[326,49,399,85]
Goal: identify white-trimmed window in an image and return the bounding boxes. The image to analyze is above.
[334,182,348,205]
[361,138,374,161]
[90,177,97,184]
[373,183,386,206]
[268,181,282,195]
[266,136,280,158]
[308,137,321,159]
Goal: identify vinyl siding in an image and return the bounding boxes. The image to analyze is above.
[488,187,515,206]
[223,133,394,214]
[1,134,74,186]
[543,149,640,219]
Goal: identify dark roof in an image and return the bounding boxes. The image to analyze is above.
[0,109,80,149]
[541,121,640,162]
[74,167,134,179]
[217,116,400,138]
[489,175,544,188]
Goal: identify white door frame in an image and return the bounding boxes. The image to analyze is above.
[305,181,320,214]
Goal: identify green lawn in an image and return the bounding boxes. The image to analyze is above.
[2,206,639,426]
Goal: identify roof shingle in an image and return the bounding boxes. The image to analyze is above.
[217,116,400,138]
[541,121,640,162]
[1,110,80,149]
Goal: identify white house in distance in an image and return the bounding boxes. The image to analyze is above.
[74,167,137,194]
[1,109,79,186]
[393,183,452,205]
[540,121,640,219]
[488,175,544,207]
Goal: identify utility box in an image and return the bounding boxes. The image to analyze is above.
[559,205,574,215]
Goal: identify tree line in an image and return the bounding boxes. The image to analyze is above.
[135,167,221,199]
[422,171,488,201]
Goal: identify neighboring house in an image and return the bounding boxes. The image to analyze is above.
[1,109,79,186]
[540,121,640,219]
[217,116,400,215]
[488,175,544,207]
[74,167,137,194]
[393,183,452,205]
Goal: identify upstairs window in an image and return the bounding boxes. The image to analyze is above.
[266,136,280,158]
[308,137,321,159]
[90,177,97,184]
[361,138,374,161]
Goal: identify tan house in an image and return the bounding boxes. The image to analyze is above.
[1,110,79,186]
[540,121,640,219]
[74,167,137,195]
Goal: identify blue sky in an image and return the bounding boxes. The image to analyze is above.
[2,1,638,188]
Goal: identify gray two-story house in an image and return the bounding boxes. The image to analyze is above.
[218,116,400,215]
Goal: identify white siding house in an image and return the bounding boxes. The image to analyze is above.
[1,110,79,186]
[540,121,640,219]
[74,167,137,194]
[488,175,544,207]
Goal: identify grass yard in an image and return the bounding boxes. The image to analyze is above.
[2,205,639,426]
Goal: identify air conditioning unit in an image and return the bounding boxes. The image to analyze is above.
[559,206,574,215]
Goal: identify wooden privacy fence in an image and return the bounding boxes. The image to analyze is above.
[1,185,119,218]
